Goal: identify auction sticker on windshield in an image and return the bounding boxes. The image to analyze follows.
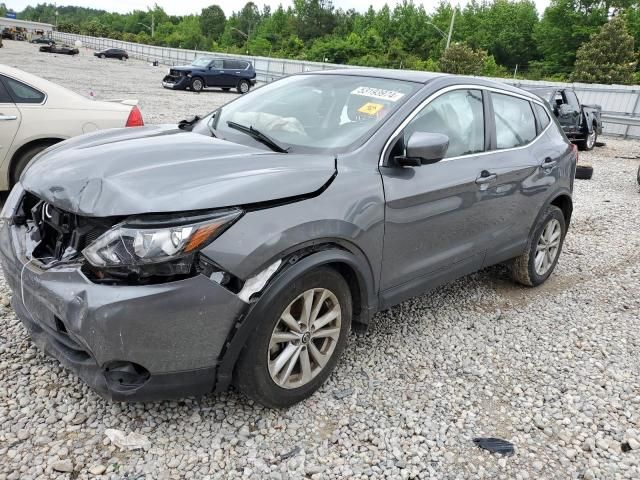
[351,87,405,102]
[358,102,385,116]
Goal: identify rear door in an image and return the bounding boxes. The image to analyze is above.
[222,60,251,87]
[0,77,21,167]
[479,91,554,266]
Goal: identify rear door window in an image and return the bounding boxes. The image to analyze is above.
[534,103,551,131]
[224,60,240,69]
[2,76,45,104]
[492,93,536,149]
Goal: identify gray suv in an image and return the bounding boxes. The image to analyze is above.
[0,70,576,407]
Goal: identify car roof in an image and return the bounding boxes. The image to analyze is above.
[309,68,542,101]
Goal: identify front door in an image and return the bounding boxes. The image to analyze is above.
[204,59,224,87]
[0,79,21,167]
[379,88,490,306]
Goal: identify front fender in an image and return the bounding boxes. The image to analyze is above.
[213,248,376,392]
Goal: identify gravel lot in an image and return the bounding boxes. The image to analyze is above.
[1,39,640,480]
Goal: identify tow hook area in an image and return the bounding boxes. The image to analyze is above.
[237,260,282,303]
[103,361,150,391]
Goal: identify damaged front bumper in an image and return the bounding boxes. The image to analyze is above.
[162,74,190,90]
[0,188,248,401]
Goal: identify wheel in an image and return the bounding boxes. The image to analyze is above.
[511,205,566,287]
[11,143,56,186]
[222,87,231,92]
[637,164,640,186]
[578,126,597,151]
[100,54,106,59]
[237,79,250,94]
[190,77,204,92]
[234,267,352,408]
[576,164,593,180]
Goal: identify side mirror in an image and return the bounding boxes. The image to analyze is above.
[395,132,449,167]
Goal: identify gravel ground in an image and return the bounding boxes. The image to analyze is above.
[1,39,640,480]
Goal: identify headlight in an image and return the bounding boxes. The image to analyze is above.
[82,208,241,272]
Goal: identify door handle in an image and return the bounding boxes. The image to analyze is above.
[475,170,497,184]
[0,115,18,121]
[542,157,557,169]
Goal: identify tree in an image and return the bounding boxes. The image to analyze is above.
[570,16,637,84]
[200,5,226,41]
[534,0,608,74]
[439,42,487,75]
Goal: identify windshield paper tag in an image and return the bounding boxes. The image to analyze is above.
[351,87,405,102]
[358,102,385,116]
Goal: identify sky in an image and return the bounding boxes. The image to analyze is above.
[7,0,552,17]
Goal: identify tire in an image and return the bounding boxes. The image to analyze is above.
[237,79,250,94]
[11,143,56,186]
[222,87,231,92]
[234,267,352,408]
[511,205,566,287]
[578,125,597,151]
[100,54,106,59]
[637,164,640,186]
[190,77,204,92]
[576,164,594,180]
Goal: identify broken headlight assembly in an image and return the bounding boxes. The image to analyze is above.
[82,208,242,280]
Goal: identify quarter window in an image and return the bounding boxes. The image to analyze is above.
[3,76,45,104]
[404,89,485,158]
[492,93,536,149]
[534,103,551,131]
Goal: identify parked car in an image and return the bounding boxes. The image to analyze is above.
[525,87,603,151]
[0,65,144,190]
[39,44,79,55]
[94,48,129,60]
[30,37,54,45]
[163,56,257,93]
[0,71,576,407]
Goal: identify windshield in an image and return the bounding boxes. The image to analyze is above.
[196,74,420,153]
[192,57,213,67]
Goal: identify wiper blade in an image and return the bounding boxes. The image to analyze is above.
[226,121,289,153]
[178,115,201,132]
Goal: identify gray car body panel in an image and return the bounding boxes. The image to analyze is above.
[0,71,575,401]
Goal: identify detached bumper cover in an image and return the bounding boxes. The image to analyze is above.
[162,75,190,90]
[0,218,247,401]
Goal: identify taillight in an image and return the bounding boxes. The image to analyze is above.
[571,143,579,163]
[125,106,144,127]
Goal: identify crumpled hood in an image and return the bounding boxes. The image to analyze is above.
[21,125,336,217]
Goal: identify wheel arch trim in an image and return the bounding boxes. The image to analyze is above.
[213,247,376,393]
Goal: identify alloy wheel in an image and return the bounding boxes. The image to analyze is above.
[240,82,249,93]
[587,130,596,149]
[268,288,342,389]
[534,218,562,276]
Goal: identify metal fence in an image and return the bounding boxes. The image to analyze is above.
[54,32,640,139]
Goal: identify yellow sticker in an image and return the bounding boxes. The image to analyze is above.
[358,102,385,116]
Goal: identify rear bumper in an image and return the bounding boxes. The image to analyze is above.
[0,193,248,401]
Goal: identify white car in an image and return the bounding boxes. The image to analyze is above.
[0,64,144,190]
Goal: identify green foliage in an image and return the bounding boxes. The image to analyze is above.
[200,5,226,41]
[439,42,487,75]
[13,0,640,82]
[570,16,637,84]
